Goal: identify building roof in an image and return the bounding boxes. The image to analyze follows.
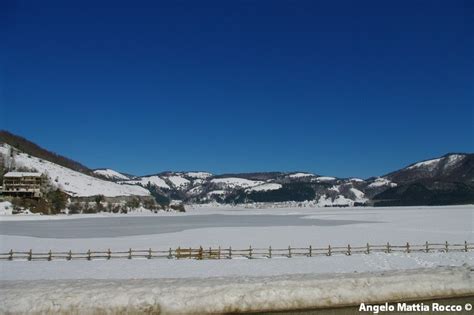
[4,172,42,178]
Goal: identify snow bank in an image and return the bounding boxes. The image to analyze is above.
[1,266,472,314]
[0,201,13,215]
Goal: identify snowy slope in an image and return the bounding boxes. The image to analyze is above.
[368,177,397,188]
[166,175,191,189]
[125,176,170,190]
[246,183,282,192]
[93,169,130,181]
[211,177,263,189]
[0,144,149,197]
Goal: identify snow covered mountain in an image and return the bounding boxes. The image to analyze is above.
[1,131,472,206]
[385,153,473,184]
[372,153,474,206]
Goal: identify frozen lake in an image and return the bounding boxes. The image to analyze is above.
[0,205,472,251]
[0,205,473,283]
[0,214,372,238]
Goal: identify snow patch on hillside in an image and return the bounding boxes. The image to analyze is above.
[211,177,263,189]
[368,177,397,188]
[407,158,441,170]
[0,145,149,197]
[93,169,129,180]
[350,188,367,203]
[289,172,313,178]
[328,185,340,192]
[125,176,170,190]
[207,190,226,196]
[246,183,282,192]
[445,154,466,168]
[166,175,190,188]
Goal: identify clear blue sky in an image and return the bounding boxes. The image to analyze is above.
[1,0,473,178]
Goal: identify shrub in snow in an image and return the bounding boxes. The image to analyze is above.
[67,202,82,214]
[125,198,140,210]
[170,204,186,212]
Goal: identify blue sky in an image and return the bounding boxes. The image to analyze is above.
[1,0,473,178]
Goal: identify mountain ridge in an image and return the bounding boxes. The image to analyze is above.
[1,131,473,206]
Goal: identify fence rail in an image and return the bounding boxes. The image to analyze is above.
[0,241,472,261]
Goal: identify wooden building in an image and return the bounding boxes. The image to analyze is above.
[2,172,43,198]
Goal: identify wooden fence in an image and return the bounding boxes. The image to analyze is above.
[0,241,472,261]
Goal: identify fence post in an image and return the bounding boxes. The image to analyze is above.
[465,241,468,252]
[168,248,172,259]
[188,247,191,259]
[386,242,391,253]
[107,248,111,260]
[425,241,429,253]
[199,246,203,260]
[269,246,272,258]
[68,250,72,261]
[229,246,232,259]
[48,250,52,261]
[288,246,292,258]
[128,248,132,259]
[87,249,91,261]
[148,248,152,259]
[177,247,181,259]
[28,249,32,261]
[209,247,212,259]
[406,242,410,253]
[445,241,449,253]
[249,245,253,259]
[327,245,332,256]
[8,249,13,261]
[347,244,351,256]
[366,243,370,254]
[309,245,312,257]
[218,246,221,259]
